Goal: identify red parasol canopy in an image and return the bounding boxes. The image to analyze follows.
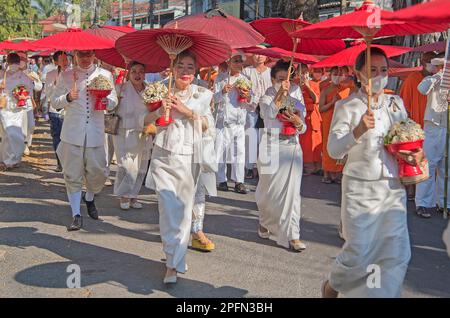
[242,46,319,64]
[385,0,450,24]
[292,1,449,40]
[31,28,114,51]
[311,42,412,68]
[85,25,143,70]
[0,40,39,52]
[116,28,231,70]
[413,40,446,53]
[164,8,264,49]
[250,17,345,55]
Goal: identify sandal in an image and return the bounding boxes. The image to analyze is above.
[0,163,7,172]
[416,206,431,218]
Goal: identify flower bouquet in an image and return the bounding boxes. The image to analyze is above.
[276,98,299,136]
[141,81,168,112]
[87,75,113,110]
[12,85,29,107]
[234,78,252,103]
[384,118,428,185]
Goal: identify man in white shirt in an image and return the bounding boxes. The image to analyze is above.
[214,51,253,194]
[45,51,69,172]
[52,50,118,231]
[242,52,272,179]
[415,56,448,218]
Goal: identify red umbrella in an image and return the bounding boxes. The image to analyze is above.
[164,8,264,49]
[116,28,231,126]
[293,0,448,110]
[311,42,412,68]
[388,59,422,79]
[243,46,319,64]
[31,28,114,51]
[293,1,448,40]
[84,25,142,71]
[385,0,450,24]
[250,17,346,55]
[0,40,39,52]
[116,28,231,70]
[413,40,446,53]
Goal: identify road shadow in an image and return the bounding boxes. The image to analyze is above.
[0,226,248,297]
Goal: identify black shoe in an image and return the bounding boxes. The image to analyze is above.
[234,182,248,194]
[416,206,431,218]
[67,215,83,231]
[217,182,228,191]
[82,192,99,220]
[245,169,254,179]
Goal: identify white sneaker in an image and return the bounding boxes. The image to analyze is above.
[120,201,130,210]
[104,179,113,186]
[24,146,30,156]
[130,201,143,209]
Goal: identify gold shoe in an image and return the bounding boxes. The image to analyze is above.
[191,238,215,252]
[289,240,306,252]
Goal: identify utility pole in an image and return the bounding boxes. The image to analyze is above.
[119,0,123,26]
[185,0,189,16]
[148,0,155,29]
[132,0,136,27]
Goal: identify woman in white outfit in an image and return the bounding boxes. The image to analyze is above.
[145,51,214,283]
[322,48,423,298]
[256,60,307,252]
[113,62,158,210]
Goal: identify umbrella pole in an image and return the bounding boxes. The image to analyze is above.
[288,38,299,80]
[165,54,176,122]
[365,37,372,112]
[445,99,449,219]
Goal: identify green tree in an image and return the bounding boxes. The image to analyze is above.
[0,0,40,40]
[32,0,59,18]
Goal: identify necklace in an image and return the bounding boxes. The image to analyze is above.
[175,85,193,103]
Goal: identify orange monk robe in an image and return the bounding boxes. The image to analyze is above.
[300,80,322,163]
[400,71,427,128]
[321,82,355,173]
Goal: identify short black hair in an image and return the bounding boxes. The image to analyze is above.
[355,47,389,71]
[6,53,20,65]
[129,61,145,69]
[53,51,66,62]
[270,60,290,79]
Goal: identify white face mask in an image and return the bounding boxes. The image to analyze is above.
[331,75,340,85]
[360,73,388,94]
[426,63,438,74]
[8,64,20,72]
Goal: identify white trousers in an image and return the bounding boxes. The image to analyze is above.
[21,109,35,146]
[245,111,259,170]
[0,110,25,166]
[57,141,107,194]
[416,123,450,208]
[146,146,200,273]
[215,124,245,183]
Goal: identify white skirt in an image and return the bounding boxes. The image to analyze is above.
[146,146,200,273]
[0,109,25,166]
[329,175,411,298]
[113,129,151,198]
[256,135,303,248]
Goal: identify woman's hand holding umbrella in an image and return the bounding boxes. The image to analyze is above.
[353,110,375,140]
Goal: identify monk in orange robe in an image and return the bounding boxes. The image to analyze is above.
[399,52,435,128]
[319,66,355,184]
[300,65,322,174]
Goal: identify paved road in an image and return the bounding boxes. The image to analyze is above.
[0,122,449,297]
